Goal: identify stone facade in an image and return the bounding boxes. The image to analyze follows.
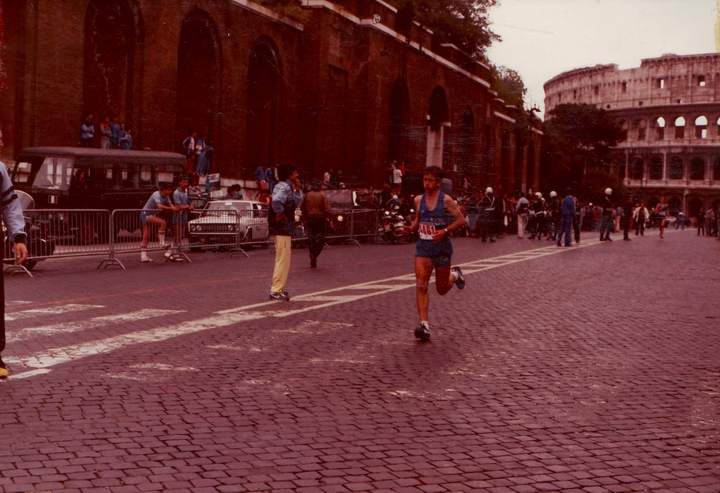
[0,0,541,194]
[544,53,720,216]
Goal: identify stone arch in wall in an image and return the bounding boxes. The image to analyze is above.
[674,116,686,139]
[83,0,143,130]
[654,116,666,140]
[688,196,704,219]
[689,157,705,180]
[668,156,684,180]
[667,195,682,213]
[177,9,222,150]
[246,37,283,170]
[426,86,450,168]
[649,155,663,180]
[630,157,644,180]
[694,115,708,139]
[388,78,411,165]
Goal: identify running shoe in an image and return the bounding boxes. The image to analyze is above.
[0,358,8,379]
[414,323,431,342]
[451,266,465,290]
[282,290,290,301]
[269,292,285,301]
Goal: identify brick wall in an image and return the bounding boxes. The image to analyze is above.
[2,0,537,192]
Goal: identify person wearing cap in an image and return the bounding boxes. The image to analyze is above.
[478,186,499,242]
[0,161,29,379]
[599,187,615,241]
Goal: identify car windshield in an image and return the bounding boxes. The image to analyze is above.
[206,201,251,212]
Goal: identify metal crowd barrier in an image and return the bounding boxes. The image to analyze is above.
[3,206,384,277]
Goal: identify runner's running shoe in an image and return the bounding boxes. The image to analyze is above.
[452,266,465,290]
[414,323,431,342]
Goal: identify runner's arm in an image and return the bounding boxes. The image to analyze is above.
[443,195,467,234]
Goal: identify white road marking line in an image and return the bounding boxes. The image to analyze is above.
[293,295,363,303]
[5,304,105,322]
[7,309,184,343]
[10,241,602,379]
[346,284,413,290]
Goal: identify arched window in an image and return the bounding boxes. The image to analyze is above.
[618,120,628,141]
[177,10,221,149]
[84,0,140,129]
[426,86,450,168]
[694,115,708,139]
[630,158,644,180]
[246,39,283,170]
[655,116,666,140]
[649,156,663,180]
[635,119,647,140]
[674,116,686,139]
[668,156,684,179]
[690,157,705,180]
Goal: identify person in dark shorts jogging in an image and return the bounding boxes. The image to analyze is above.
[406,166,467,342]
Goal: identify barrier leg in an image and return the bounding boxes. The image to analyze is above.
[5,264,33,278]
[345,209,360,246]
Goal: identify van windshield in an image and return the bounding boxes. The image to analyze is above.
[32,157,74,191]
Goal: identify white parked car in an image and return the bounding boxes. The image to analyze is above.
[188,200,269,250]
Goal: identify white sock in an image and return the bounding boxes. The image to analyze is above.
[420,320,429,328]
[450,270,459,282]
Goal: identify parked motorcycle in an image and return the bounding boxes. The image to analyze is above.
[377,204,412,244]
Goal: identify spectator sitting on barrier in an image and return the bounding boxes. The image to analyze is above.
[171,176,192,260]
[140,183,179,263]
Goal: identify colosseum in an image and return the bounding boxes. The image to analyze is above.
[544,52,720,218]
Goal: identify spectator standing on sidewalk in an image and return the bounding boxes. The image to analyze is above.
[301,180,330,269]
[599,188,615,241]
[80,114,95,147]
[634,201,648,236]
[696,209,705,236]
[516,192,529,238]
[171,176,192,259]
[182,131,197,174]
[557,189,575,247]
[269,164,303,301]
[622,196,633,241]
[0,162,29,379]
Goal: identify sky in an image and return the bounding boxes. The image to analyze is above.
[486,0,716,117]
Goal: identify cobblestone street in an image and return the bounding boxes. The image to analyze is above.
[1,231,718,492]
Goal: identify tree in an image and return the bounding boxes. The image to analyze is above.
[542,104,625,198]
[398,0,499,59]
[490,64,526,109]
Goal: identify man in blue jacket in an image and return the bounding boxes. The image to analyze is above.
[1,162,29,378]
[269,164,303,301]
[558,188,576,247]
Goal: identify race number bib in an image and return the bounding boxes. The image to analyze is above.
[419,222,437,240]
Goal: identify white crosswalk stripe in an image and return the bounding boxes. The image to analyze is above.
[5,304,105,322]
[7,309,184,343]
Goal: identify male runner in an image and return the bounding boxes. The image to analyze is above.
[407,166,466,342]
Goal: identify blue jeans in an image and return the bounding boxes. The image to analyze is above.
[599,215,613,239]
[558,216,573,246]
